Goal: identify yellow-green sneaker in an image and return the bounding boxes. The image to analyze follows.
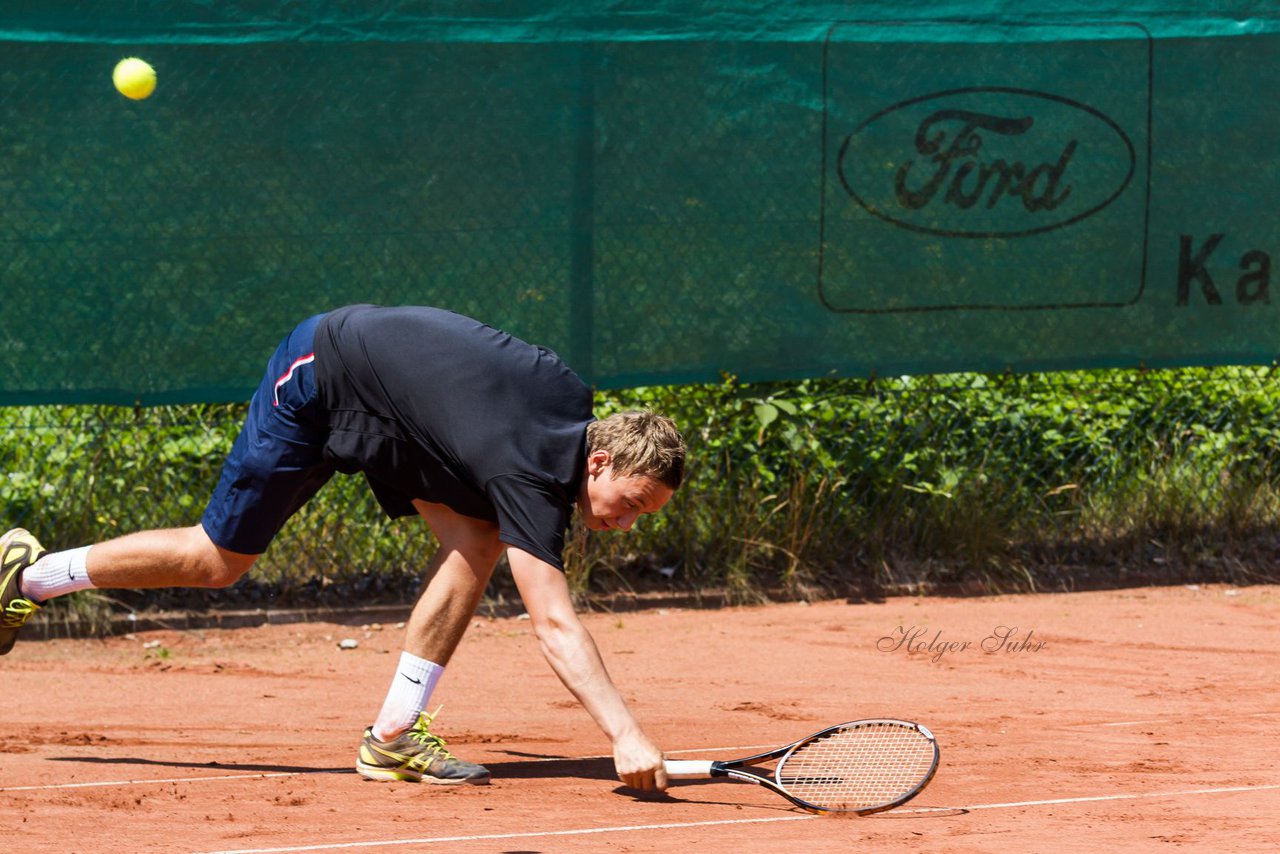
[356,708,490,785]
[1,528,46,655]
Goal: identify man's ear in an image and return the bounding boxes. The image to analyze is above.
[586,449,611,476]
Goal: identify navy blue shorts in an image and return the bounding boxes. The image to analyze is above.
[200,313,335,555]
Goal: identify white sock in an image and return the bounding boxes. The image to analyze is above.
[20,546,96,603]
[371,651,444,741]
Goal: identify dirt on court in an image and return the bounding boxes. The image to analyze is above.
[2,584,1277,853]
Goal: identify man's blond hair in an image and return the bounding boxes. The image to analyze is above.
[586,411,685,490]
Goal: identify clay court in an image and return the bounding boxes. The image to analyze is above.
[2,584,1276,853]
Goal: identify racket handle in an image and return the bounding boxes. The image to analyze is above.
[664,759,715,779]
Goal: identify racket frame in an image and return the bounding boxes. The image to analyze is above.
[664,719,939,815]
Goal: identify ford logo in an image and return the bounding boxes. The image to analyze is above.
[836,87,1135,239]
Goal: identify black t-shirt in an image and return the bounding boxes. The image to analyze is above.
[312,305,593,569]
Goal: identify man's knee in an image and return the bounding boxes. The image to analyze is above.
[413,501,504,566]
[448,522,501,568]
[460,533,505,568]
[185,527,257,587]
[438,523,504,568]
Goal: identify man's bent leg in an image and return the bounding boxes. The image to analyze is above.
[356,501,503,785]
[401,501,505,665]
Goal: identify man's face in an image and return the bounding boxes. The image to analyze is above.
[577,451,674,532]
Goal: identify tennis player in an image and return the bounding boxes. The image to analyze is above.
[0,304,684,793]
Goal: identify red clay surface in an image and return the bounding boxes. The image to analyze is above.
[3,585,1277,853]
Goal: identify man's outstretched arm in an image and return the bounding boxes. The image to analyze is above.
[506,546,668,792]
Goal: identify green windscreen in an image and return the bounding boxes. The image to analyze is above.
[2,3,1277,404]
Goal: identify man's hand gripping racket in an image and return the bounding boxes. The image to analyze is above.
[664,719,939,814]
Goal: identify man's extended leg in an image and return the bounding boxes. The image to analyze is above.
[25,525,256,592]
[6,313,324,657]
[356,500,504,785]
[1,524,257,655]
[85,526,257,589]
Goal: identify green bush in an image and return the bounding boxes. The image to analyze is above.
[3,367,1278,625]
[578,368,1280,598]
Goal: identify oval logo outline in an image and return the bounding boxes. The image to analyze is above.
[836,86,1136,239]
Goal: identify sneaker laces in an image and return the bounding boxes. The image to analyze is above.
[407,705,457,759]
[1,597,38,629]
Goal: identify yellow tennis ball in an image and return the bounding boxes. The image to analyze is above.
[113,57,156,100]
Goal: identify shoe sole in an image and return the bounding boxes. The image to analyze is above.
[1,527,44,565]
[355,761,490,785]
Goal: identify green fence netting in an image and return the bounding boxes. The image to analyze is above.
[2,3,1279,403]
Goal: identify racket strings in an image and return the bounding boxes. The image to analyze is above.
[777,723,936,811]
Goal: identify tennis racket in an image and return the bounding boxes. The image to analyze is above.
[664,719,939,815]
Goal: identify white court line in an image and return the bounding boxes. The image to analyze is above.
[197,816,818,854]
[1085,711,1280,728]
[195,783,1280,854]
[0,745,771,794]
[0,771,345,793]
[898,782,1280,813]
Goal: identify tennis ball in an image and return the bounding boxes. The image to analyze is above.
[113,57,156,100]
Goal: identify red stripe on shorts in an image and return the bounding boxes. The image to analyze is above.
[272,353,316,406]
